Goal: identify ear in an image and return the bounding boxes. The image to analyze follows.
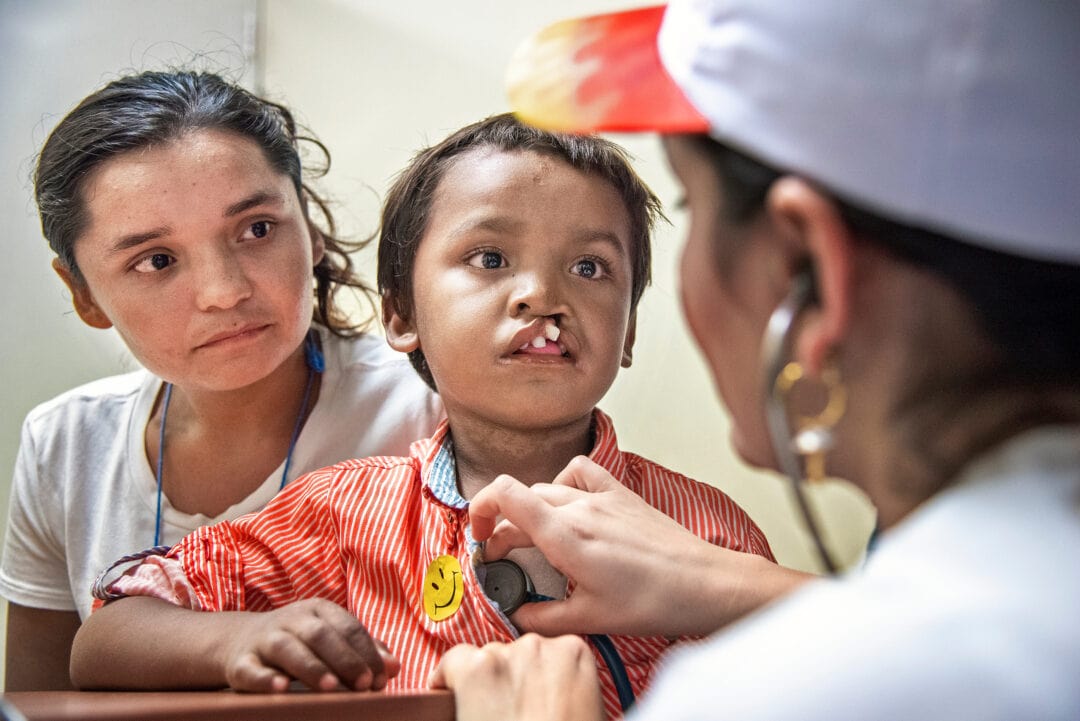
[382,293,420,353]
[307,219,327,267]
[766,178,855,376]
[52,259,113,330]
[620,310,637,368]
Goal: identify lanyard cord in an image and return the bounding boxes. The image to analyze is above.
[153,330,324,546]
[152,383,174,547]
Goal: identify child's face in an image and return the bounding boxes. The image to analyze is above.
[387,147,637,431]
[57,129,323,392]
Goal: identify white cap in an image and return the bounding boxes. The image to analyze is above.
[507,1,1080,265]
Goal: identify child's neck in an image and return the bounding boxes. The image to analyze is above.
[449,411,595,501]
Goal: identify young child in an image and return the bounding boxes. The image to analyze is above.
[71,114,774,718]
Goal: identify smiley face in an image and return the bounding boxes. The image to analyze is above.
[422,554,464,621]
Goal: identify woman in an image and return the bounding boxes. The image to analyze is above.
[0,71,443,690]
[431,1,1080,719]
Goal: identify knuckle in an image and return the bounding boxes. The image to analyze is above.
[567,455,592,472]
[263,630,296,657]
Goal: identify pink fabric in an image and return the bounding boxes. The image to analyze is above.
[109,554,204,611]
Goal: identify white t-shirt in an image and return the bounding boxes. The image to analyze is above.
[0,329,444,619]
[633,426,1080,721]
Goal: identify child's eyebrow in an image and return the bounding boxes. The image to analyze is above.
[575,229,628,258]
[449,216,628,258]
[447,216,523,239]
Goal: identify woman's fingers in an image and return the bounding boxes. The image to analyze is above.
[430,635,604,721]
[471,459,619,557]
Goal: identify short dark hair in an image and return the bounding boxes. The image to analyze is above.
[35,70,373,336]
[377,113,663,389]
[689,134,1080,385]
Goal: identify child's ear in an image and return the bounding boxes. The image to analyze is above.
[620,311,637,368]
[52,259,112,330]
[382,294,420,353]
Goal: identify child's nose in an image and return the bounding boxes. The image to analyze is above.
[507,269,565,317]
[194,249,253,311]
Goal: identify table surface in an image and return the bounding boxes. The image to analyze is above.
[0,688,455,721]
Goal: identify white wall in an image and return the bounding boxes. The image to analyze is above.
[0,0,875,685]
[0,0,257,683]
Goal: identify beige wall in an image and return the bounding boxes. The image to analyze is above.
[1,0,875,686]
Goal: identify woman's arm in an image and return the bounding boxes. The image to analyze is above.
[471,456,813,638]
[5,604,81,690]
[70,596,399,692]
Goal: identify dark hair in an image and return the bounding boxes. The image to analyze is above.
[689,134,1080,385]
[34,70,374,336]
[377,113,663,389]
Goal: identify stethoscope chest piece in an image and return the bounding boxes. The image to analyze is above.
[481,559,533,615]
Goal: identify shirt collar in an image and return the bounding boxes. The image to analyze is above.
[416,409,626,509]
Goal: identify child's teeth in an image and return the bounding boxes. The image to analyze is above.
[544,324,560,341]
[530,335,546,348]
[519,342,530,351]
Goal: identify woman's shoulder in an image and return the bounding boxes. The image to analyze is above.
[320,329,412,371]
[23,369,154,432]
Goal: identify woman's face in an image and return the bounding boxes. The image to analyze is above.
[663,135,781,470]
[62,128,322,392]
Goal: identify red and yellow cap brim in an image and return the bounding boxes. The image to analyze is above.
[507,4,709,134]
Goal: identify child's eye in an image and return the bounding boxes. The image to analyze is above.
[240,220,274,241]
[132,253,175,273]
[467,250,507,270]
[571,257,608,279]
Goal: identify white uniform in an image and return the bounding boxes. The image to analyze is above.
[633,426,1080,721]
[0,329,443,619]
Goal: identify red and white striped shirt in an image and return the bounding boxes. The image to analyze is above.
[108,409,774,718]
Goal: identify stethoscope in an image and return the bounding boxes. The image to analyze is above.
[481,558,636,712]
[761,270,838,574]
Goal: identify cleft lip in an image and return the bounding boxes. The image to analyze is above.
[508,320,571,358]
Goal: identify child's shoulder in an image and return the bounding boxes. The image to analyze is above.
[315,452,424,483]
[619,450,728,503]
[620,451,775,560]
[272,453,426,515]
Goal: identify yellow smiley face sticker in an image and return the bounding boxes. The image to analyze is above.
[423,554,464,621]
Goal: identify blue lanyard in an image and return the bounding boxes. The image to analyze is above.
[153,330,324,546]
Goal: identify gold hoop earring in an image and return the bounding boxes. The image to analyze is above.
[773,362,847,482]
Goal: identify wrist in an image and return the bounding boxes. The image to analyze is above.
[691,547,812,633]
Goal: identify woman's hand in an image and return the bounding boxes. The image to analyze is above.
[471,456,811,637]
[429,634,603,721]
[221,598,400,692]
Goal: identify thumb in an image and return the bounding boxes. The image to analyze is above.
[551,456,622,493]
[375,640,401,679]
[512,597,592,637]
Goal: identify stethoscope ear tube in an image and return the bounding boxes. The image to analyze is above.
[760,270,838,574]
